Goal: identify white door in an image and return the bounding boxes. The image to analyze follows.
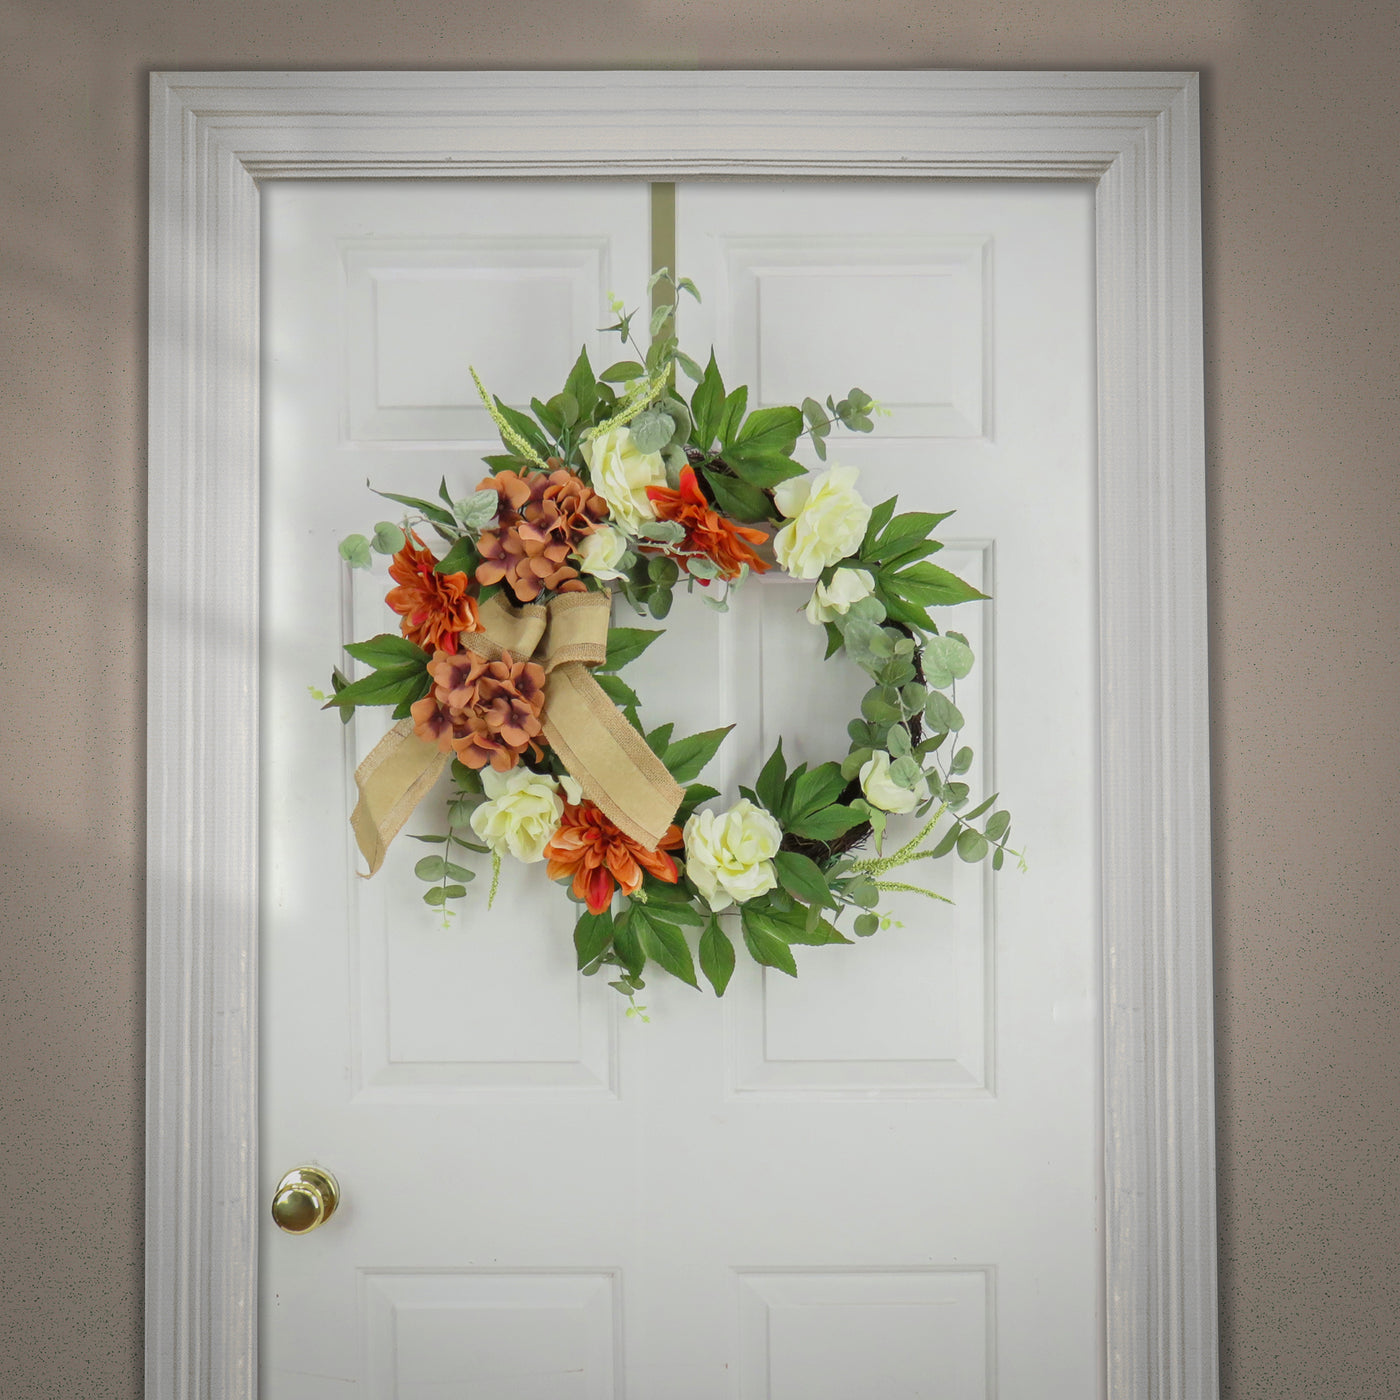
[260,176,1099,1397]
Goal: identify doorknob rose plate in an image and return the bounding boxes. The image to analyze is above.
[271,1165,340,1234]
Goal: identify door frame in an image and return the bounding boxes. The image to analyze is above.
[146,69,1213,1398]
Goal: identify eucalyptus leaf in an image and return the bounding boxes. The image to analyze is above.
[371,521,406,554]
[925,691,966,734]
[338,534,373,570]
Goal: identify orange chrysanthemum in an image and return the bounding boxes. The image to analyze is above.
[385,531,481,654]
[646,465,772,582]
[543,802,684,915]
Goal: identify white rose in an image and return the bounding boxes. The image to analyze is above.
[683,798,783,912]
[804,566,875,624]
[575,523,629,581]
[859,750,930,815]
[772,464,872,580]
[579,425,667,532]
[469,768,583,863]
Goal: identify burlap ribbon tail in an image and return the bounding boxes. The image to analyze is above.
[349,591,683,875]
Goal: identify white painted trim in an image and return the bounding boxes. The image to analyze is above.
[147,70,1214,1399]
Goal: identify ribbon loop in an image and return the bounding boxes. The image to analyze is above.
[350,590,684,874]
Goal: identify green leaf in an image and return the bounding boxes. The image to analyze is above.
[930,822,963,858]
[877,589,935,634]
[443,861,476,882]
[788,762,849,821]
[433,536,478,576]
[371,521,406,554]
[629,407,675,453]
[633,908,698,988]
[865,510,955,561]
[414,855,446,880]
[675,350,705,382]
[678,783,719,820]
[602,627,664,672]
[492,396,552,457]
[600,359,646,384]
[774,850,836,909]
[369,485,456,529]
[882,561,988,607]
[765,905,849,945]
[645,721,674,756]
[786,804,867,842]
[596,673,640,710]
[563,347,598,416]
[422,886,449,907]
[661,725,733,783]
[702,469,771,523]
[574,910,614,969]
[323,661,429,710]
[925,691,966,734]
[922,636,975,688]
[338,534,373,569]
[344,633,430,670]
[755,739,788,816]
[690,350,726,450]
[860,496,898,555]
[611,910,645,978]
[733,404,802,455]
[985,810,1011,843]
[699,918,736,996]
[716,384,749,449]
[741,907,798,977]
[723,450,807,489]
[644,899,706,928]
[853,912,880,937]
[961,791,999,822]
[949,745,973,775]
[957,829,990,862]
[992,846,1006,871]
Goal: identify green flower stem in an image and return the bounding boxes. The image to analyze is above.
[586,366,672,440]
[470,367,547,466]
[851,807,947,877]
[871,879,953,904]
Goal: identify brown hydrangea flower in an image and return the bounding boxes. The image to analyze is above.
[475,467,609,602]
[384,531,481,653]
[410,647,547,772]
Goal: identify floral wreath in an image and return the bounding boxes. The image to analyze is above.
[325,273,1020,1013]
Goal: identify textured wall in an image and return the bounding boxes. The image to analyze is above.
[1,0,1396,1394]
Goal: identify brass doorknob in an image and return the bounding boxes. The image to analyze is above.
[271,1166,340,1235]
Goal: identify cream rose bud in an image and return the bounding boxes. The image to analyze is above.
[579,425,667,533]
[683,798,784,912]
[859,750,930,816]
[772,464,872,581]
[805,566,876,624]
[574,523,629,581]
[469,768,583,864]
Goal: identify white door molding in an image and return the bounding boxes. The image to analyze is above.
[146,70,1213,1398]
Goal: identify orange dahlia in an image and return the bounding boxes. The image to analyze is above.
[385,531,481,654]
[646,465,771,581]
[542,801,684,915]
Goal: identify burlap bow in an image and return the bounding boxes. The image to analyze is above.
[350,591,683,875]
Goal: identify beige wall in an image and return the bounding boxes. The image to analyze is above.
[1,0,1396,1393]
